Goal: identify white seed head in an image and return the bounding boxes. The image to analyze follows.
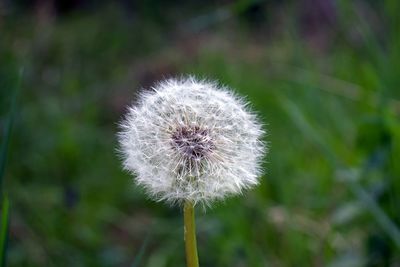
[118,77,266,206]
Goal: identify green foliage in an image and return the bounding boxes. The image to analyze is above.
[1,1,400,266]
[0,197,9,267]
[0,62,22,267]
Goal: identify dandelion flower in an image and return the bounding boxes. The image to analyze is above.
[118,77,266,206]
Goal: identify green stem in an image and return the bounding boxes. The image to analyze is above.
[184,201,199,267]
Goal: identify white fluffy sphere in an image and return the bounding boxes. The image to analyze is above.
[118,77,266,206]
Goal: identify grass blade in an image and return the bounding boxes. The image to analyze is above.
[0,68,23,190]
[0,68,23,267]
[131,234,151,267]
[0,197,9,267]
[348,177,400,247]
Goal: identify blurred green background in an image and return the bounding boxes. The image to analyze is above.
[1,0,400,266]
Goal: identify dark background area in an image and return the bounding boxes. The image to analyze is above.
[1,0,400,266]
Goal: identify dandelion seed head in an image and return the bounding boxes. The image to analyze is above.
[118,77,267,206]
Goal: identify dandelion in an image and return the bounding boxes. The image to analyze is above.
[118,77,266,267]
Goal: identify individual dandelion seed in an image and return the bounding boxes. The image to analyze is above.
[118,76,267,267]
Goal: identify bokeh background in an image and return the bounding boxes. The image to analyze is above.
[1,0,400,266]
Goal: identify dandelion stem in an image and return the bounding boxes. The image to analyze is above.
[184,201,199,267]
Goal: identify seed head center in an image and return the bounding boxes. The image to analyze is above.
[171,126,214,160]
